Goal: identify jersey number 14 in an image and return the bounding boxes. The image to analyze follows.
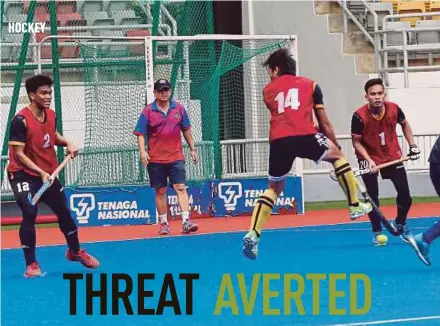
[275,88,301,113]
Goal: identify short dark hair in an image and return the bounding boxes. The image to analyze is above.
[25,75,53,94]
[263,48,296,76]
[364,78,384,93]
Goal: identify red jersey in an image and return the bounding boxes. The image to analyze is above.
[8,107,59,176]
[352,102,403,165]
[263,75,320,142]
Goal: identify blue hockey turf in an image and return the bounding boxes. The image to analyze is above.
[2,217,440,326]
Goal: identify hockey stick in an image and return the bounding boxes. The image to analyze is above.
[330,156,410,181]
[27,155,72,206]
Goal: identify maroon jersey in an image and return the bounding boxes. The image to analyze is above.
[8,107,59,176]
[263,75,322,142]
[351,102,404,165]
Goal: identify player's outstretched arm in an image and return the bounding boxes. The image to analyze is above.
[55,132,78,158]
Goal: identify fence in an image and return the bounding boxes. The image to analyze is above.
[2,132,437,200]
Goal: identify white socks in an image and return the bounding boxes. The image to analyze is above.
[159,212,190,224]
[159,213,168,224]
[181,211,189,224]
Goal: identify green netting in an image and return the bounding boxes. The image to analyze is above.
[72,38,292,188]
[0,0,295,195]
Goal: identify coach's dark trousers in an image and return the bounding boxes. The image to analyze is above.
[361,163,412,232]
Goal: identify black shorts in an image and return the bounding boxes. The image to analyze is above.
[269,133,329,180]
[8,170,65,205]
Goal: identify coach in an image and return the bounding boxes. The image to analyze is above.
[134,79,199,235]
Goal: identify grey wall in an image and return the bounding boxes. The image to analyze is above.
[242,0,369,134]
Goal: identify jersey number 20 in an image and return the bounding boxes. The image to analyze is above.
[275,88,300,113]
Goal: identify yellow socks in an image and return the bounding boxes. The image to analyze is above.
[249,188,278,237]
[333,158,360,206]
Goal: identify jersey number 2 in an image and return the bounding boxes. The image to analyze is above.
[275,88,300,113]
[43,134,50,148]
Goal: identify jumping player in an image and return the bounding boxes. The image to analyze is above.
[242,49,372,260]
[7,75,99,277]
[412,135,440,266]
[134,79,199,235]
[351,78,421,246]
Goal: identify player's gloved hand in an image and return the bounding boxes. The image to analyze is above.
[408,144,421,160]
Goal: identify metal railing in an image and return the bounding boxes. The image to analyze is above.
[377,12,440,88]
[337,3,440,88]
[2,133,437,199]
[338,0,382,77]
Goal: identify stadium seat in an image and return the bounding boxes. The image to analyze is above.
[98,29,126,52]
[430,1,440,19]
[58,31,79,58]
[7,13,27,23]
[384,21,412,45]
[7,2,25,16]
[416,19,440,43]
[110,10,140,26]
[126,29,150,56]
[57,12,87,27]
[397,1,426,26]
[36,31,52,59]
[56,1,77,14]
[84,11,114,26]
[34,13,53,27]
[35,1,49,15]
[381,0,399,13]
[107,0,131,13]
[78,0,103,14]
[366,3,394,30]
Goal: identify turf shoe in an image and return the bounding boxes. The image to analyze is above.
[412,233,431,266]
[349,201,373,220]
[66,248,99,269]
[24,262,45,278]
[159,222,170,235]
[391,220,412,243]
[243,230,259,260]
[181,221,198,234]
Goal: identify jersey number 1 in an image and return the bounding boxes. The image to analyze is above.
[275,88,300,113]
[379,132,386,146]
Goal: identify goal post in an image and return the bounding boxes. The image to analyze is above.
[32,33,304,215]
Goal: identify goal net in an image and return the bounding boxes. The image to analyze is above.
[64,35,301,187]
